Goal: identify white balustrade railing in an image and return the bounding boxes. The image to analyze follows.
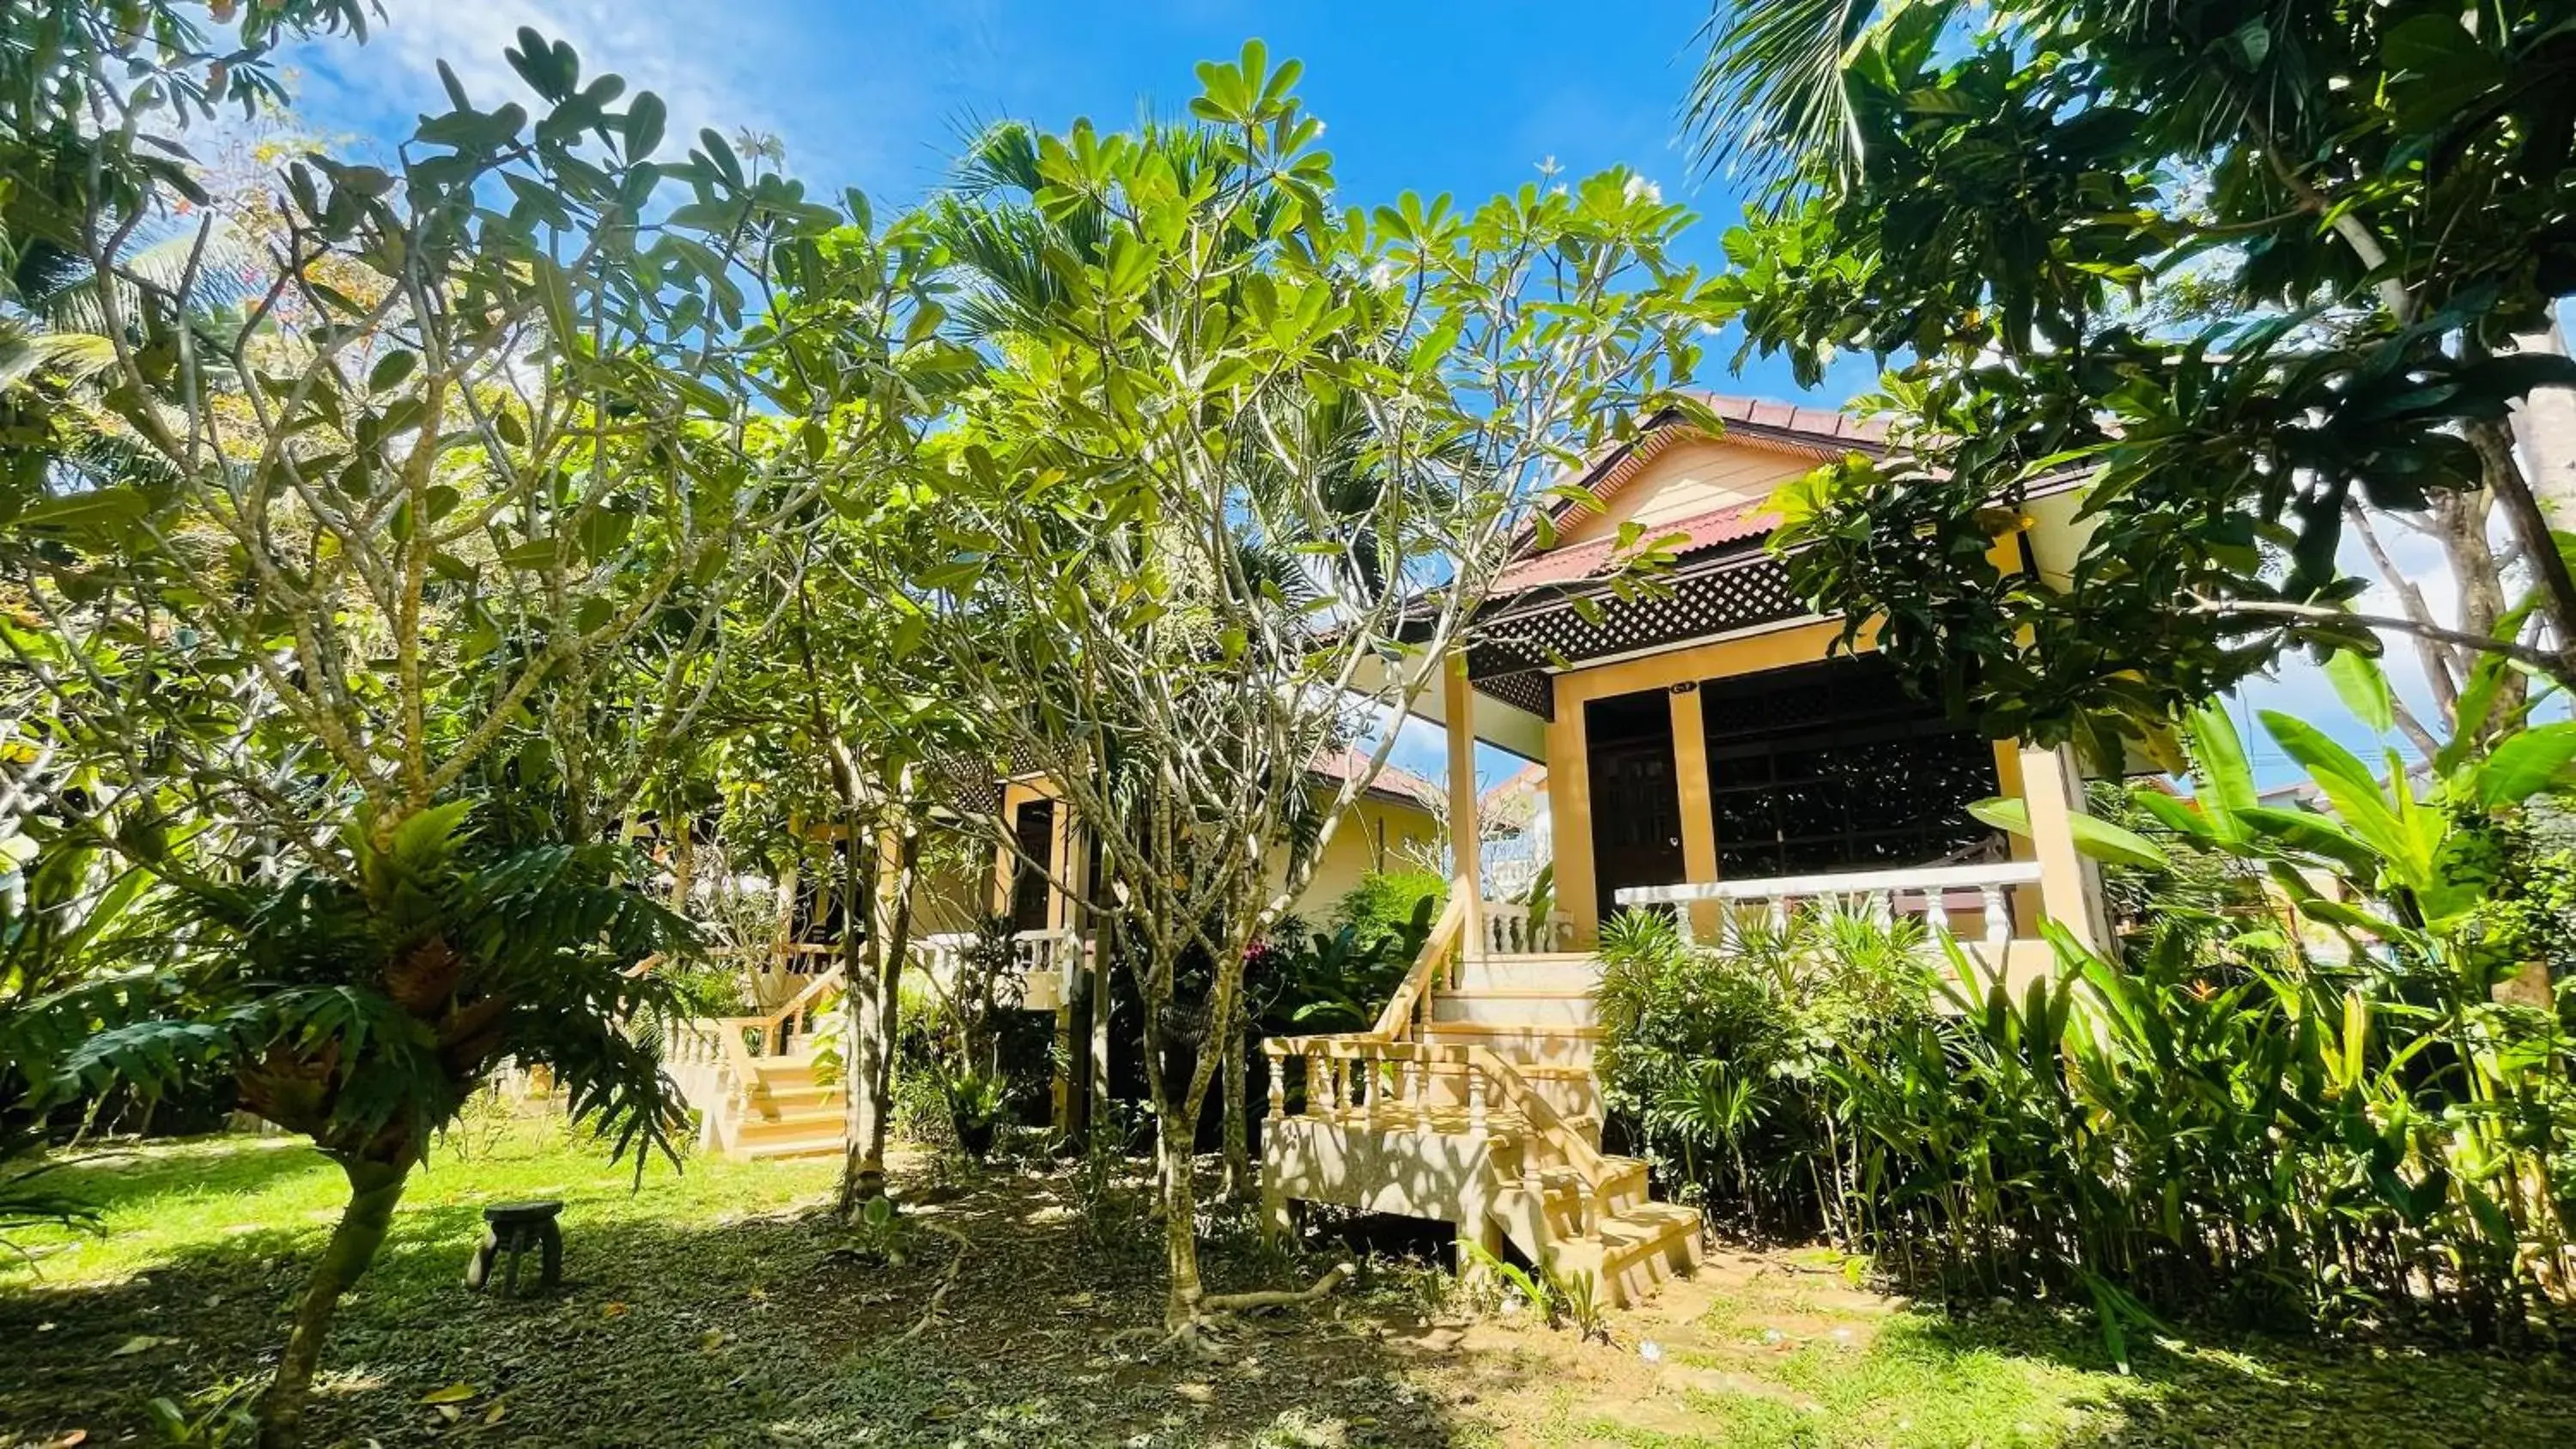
[1615,860,2044,951]
[1476,898,1569,956]
[909,929,1086,1010]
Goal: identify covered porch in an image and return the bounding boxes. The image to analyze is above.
[1412,607,2112,978]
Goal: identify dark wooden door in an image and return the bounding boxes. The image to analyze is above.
[1009,799,1054,932]
[1587,692,1684,925]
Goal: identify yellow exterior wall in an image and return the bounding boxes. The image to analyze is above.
[1556,436,1814,549]
[1287,794,1442,919]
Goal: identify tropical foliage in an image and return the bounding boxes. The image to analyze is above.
[0,6,878,1437]
[1692,0,2576,759]
[1600,675,2576,1352]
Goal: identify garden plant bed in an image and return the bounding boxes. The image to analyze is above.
[4,1125,2571,1448]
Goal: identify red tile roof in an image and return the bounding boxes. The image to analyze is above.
[1704,393,1891,446]
[1309,746,1442,809]
[1492,499,1775,596]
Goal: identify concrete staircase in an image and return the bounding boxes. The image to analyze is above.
[1261,906,1702,1307]
[667,973,850,1162]
[720,1056,848,1161]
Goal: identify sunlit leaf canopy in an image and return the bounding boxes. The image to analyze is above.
[1689,0,2576,763]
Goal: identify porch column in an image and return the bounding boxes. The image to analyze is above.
[1443,651,1484,956]
[1667,682,1721,943]
[1547,683,1596,947]
[1048,800,1083,1136]
[2015,743,2111,954]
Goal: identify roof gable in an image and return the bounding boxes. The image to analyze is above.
[1545,396,1886,551]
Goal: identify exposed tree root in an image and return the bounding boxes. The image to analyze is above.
[1200,1259,1355,1315]
[1132,1261,1359,1362]
[897,1222,971,1343]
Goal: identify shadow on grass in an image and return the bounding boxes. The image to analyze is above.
[1898,1306,2576,1449]
[0,1149,1509,1448]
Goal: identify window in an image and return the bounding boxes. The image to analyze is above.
[1700,658,2001,877]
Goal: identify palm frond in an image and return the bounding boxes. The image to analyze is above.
[0,316,116,390]
[1683,0,1934,185]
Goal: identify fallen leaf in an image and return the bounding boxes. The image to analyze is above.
[483,1399,507,1425]
[419,1382,477,1404]
[435,1404,461,1424]
[699,1329,727,1352]
[110,1335,170,1357]
[600,1301,629,1319]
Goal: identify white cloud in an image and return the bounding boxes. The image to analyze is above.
[357,1,787,161]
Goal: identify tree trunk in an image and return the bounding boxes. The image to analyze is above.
[1157,1102,1206,1332]
[850,813,891,1220]
[258,1155,410,1448]
[848,828,919,1212]
[2469,415,2576,682]
[1220,1000,1249,1202]
[670,812,696,913]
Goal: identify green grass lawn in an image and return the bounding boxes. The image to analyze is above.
[4,1117,2572,1448]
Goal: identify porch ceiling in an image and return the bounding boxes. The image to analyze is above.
[1352,652,1551,762]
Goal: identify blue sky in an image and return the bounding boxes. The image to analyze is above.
[282,2,2462,796]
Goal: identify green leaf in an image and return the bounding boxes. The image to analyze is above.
[2260,711,2415,871]
[625,91,667,158]
[2474,724,2576,808]
[14,486,151,536]
[1968,796,2169,870]
[2232,805,2382,876]
[2181,701,2256,843]
[367,349,419,393]
[2323,650,2393,737]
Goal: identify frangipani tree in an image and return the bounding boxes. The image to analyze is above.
[710,214,987,1207]
[0,15,881,1440]
[919,44,1722,1343]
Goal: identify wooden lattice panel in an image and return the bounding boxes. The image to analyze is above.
[1469,555,1807,718]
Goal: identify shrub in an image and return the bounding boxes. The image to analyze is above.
[1595,906,1932,1238]
[1328,870,1447,954]
[1257,880,1441,1038]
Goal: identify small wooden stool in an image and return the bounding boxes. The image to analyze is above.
[465,1200,563,1295]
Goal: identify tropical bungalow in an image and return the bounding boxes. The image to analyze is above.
[1256,396,2114,1305]
[669,396,2115,1307]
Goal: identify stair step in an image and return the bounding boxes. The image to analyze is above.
[750,1082,844,1110]
[1431,994,1597,1028]
[733,1108,845,1142]
[1423,1022,1600,1072]
[737,1131,846,1161]
[1422,1021,1603,1040]
[1599,1201,1699,1246]
[1593,1202,1705,1301]
[1454,955,1600,994]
